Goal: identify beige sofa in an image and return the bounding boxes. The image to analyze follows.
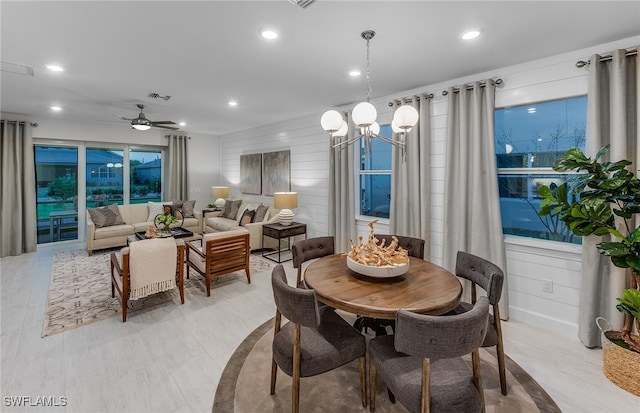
[86,203,202,255]
[204,201,280,251]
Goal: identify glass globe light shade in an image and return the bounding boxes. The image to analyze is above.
[391,120,412,134]
[370,122,380,135]
[352,102,377,127]
[321,110,344,132]
[393,105,419,129]
[132,123,151,131]
[332,121,348,138]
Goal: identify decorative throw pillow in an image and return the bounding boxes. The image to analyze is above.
[148,201,171,222]
[239,209,255,226]
[222,199,242,219]
[87,204,125,228]
[163,203,184,221]
[178,200,196,218]
[253,203,269,223]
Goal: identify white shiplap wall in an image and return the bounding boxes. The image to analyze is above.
[219,36,639,337]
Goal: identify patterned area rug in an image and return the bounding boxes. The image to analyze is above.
[213,318,562,413]
[42,249,275,337]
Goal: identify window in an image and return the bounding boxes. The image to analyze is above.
[495,96,587,244]
[34,145,79,244]
[358,124,392,219]
[87,148,124,206]
[130,149,162,204]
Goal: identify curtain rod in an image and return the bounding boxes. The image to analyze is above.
[575,48,637,68]
[441,78,503,96]
[387,93,434,107]
[0,120,38,127]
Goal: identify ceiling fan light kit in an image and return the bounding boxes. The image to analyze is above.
[128,103,179,131]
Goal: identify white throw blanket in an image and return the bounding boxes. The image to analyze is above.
[128,238,177,300]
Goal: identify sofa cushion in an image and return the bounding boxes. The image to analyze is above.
[147,201,170,222]
[206,217,242,232]
[93,223,134,239]
[88,204,125,228]
[253,203,269,223]
[221,199,242,219]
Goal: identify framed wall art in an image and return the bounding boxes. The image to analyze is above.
[262,150,290,196]
[240,153,262,194]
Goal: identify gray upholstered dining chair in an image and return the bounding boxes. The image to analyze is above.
[291,236,335,287]
[269,264,367,413]
[369,296,490,413]
[373,234,425,259]
[448,251,507,395]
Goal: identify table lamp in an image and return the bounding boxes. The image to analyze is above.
[274,192,297,226]
[211,186,230,209]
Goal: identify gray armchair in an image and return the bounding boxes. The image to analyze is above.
[369,296,490,413]
[269,264,366,413]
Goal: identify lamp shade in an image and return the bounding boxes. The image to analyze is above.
[211,186,230,199]
[321,110,344,132]
[273,192,298,209]
[332,121,348,138]
[392,105,419,129]
[352,102,377,127]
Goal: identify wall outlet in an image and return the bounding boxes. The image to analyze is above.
[542,279,553,293]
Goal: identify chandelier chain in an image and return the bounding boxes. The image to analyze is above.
[362,30,375,102]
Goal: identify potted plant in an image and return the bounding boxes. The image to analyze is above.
[537,145,640,394]
[155,212,179,234]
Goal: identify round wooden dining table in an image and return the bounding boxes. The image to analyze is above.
[303,254,462,320]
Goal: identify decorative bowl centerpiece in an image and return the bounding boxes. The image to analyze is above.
[344,219,410,278]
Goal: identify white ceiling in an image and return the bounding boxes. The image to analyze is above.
[1,1,639,136]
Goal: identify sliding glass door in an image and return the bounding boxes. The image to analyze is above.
[34,145,79,244]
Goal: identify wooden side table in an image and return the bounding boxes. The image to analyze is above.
[262,222,307,263]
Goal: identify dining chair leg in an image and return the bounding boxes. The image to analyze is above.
[421,358,430,413]
[271,311,282,395]
[494,306,508,395]
[359,356,366,407]
[292,324,301,413]
[369,362,376,413]
[471,349,485,413]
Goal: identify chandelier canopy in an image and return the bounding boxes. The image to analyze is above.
[321,30,419,152]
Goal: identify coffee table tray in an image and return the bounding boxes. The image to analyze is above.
[135,227,194,240]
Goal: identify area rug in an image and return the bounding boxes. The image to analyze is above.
[213,318,562,413]
[42,249,275,337]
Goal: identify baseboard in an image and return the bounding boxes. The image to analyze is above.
[508,306,578,338]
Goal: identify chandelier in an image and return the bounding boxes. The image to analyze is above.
[320,30,419,152]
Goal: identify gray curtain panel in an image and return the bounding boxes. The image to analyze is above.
[580,47,638,347]
[442,81,509,319]
[390,96,431,254]
[0,120,37,257]
[329,112,357,253]
[165,134,189,201]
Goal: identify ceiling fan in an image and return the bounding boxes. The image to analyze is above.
[120,104,179,131]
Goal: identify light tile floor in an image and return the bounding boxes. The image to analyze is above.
[1,242,639,412]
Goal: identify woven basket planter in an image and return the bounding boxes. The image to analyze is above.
[597,317,640,396]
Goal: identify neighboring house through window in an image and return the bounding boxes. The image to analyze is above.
[494,96,587,244]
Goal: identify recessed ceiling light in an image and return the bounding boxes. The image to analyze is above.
[460,29,482,40]
[349,70,361,77]
[259,28,278,40]
[46,64,64,72]
[179,122,186,127]
[228,100,238,107]
[50,106,62,111]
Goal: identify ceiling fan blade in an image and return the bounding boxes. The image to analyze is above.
[150,120,176,125]
[152,124,180,130]
[113,114,134,121]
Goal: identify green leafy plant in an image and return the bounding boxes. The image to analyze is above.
[538,145,640,353]
[155,213,179,232]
